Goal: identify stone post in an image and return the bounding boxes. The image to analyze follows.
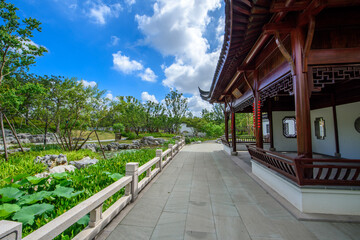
[175,140,179,154]
[168,144,174,159]
[0,220,22,240]
[89,204,103,228]
[126,162,139,202]
[156,149,163,171]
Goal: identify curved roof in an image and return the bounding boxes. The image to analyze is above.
[200,0,271,102]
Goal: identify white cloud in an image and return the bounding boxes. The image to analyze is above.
[105,91,114,101]
[125,0,136,6]
[112,51,143,74]
[187,95,212,117]
[141,92,158,103]
[138,68,157,82]
[216,16,225,45]
[110,36,120,46]
[80,79,97,87]
[135,0,222,95]
[87,1,122,25]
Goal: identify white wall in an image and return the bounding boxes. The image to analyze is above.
[310,107,336,156]
[337,102,360,159]
[272,111,297,151]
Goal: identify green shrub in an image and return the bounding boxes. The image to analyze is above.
[123,131,137,140]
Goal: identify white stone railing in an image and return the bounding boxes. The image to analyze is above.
[0,139,186,240]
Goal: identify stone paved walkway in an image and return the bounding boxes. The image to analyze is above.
[103,143,360,240]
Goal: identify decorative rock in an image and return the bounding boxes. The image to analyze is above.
[69,157,98,169]
[81,143,98,152]
[34,154,68,168]
[49,165,76,174]
[35,172,50,178]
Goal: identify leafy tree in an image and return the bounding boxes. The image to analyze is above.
[164,90,188,133]
[112,96,146,136]
[0,0,47,85]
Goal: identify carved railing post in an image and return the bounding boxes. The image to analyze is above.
[126,162,139,202]
[156,149,163,171]
[89,204,103,228]
[175,140,179,154]
[168,144,174,159]
[0,220,22,240]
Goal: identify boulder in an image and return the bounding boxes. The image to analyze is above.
[34,154,68,168]
[69,157,98,169]
[49,165,76,174]
[81,143,98,152]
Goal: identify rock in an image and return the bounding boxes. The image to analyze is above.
[34,154,68,168]
[172,135,181,139]
[69,157,98,169]
[49,165,76,174]
[196,141,202,144]
[35,172,50,178]
[81,143,98,152]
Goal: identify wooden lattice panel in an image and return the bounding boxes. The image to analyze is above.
[234,96,254,112]
[311,64,360,89]
[260,73,293,102]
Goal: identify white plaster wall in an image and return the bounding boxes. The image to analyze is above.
[336,102,360,159]
[252,160,360,215]
[310,107,336,156]
[272,111,297,151]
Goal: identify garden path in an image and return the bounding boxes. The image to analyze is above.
[99,143,360,240]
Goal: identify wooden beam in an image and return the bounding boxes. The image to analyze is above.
[302,16,315,72]
[270,1,309,13]
[308,48,360,65]
[263,22,295,34]
[275,32,295,74]
[298,0,326,26]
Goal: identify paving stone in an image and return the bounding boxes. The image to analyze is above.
[106,225,153,240]
[184,231,217,240]
[150,212,186,240]
[214,216,251,240]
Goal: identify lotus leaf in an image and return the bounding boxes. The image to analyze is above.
[0,187,24,202]
[77,214,90,225]
[12,203,54,225]
[3,173,29,184]
[26,176,47,185]
[18,191,53,205]
[52,185,84,199]
[0,203,21,218]
[108,173,124,181]
[50,172,68,180]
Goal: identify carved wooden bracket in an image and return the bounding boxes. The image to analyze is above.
[274,31,296,75]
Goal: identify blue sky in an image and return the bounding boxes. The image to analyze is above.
[15,0,224,115]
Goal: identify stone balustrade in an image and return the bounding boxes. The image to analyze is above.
[0,139,186,240]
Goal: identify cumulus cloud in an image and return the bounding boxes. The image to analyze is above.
[79,79,97,87]
[187,95,213,117]
[141,92,158,103]
[135,0,222,95]
[138,68,157,82]
[216,16,225,46]
[87,1,122,25]
[105,91,114,101]
[110,36,120,46]
[112,51,143,74]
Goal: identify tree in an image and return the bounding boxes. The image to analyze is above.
[0,0,47,85]
[164,90,188,133]
[112,96,146,136]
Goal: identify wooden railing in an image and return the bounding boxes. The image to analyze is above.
[246,144,298,183]
[1,139,186,240]
[247,144,360,186]
[224,136,270,147]
[294,158,360,186]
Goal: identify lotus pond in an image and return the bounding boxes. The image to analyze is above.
[0,145,172,239]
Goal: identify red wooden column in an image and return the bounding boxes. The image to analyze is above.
[331,93,341,158]
[291,28,312,158]
[224,102,229,142]
[231,110,237,155]
[253,71,263,149]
